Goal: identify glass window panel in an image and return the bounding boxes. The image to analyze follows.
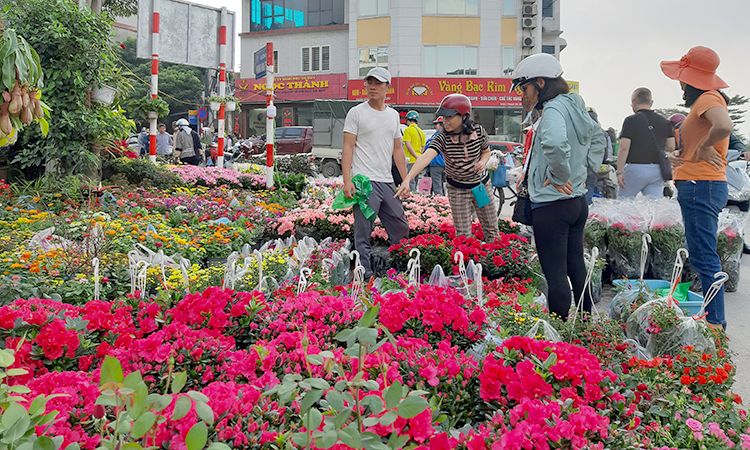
[466,0,478,15]
[543,0,553,17]
[307,11,320,26]
[439,0,464,15]
[308,0,320,9]
[302,47,310,72]
[285,128,304,137]
[502,46,515,73]
[322,46,330,71]
[422,0,437,15]
[542,45,556,55]
[321,0,333,9]
[312,47,321,71]
[377,47,388,65]
[503,0,515,15]
[359,1,376,16]
[423,46,437,75]
[466,47,478,74]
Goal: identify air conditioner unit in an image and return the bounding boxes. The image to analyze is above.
[522,17,536,29]
[522,36,535,48]
[522,4,537,16]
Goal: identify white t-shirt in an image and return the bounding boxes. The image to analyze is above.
[343,102,401,183]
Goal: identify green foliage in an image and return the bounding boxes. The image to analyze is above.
[2,0,132,175]
[274,172,307,198]
[102,0,138,16]
[118,38,204,122]
[129,97,170,120]
[104,157,184,189]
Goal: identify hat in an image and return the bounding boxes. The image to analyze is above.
[364,67,392,84]
[660,46,728,91]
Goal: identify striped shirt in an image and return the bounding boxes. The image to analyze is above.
[428,123,489,187]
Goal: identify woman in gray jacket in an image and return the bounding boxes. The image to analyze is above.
[511,54,606,320]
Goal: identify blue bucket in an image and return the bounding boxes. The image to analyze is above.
[612,279,704,315]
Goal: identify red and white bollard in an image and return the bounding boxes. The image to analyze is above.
[148,0,160,163]
[216,7,228,168]
[265,42,275,188]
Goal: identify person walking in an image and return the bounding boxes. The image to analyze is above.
[402,110,426,191]
[138,127,149,157]
[616,88,675,198]
[510,53,606,321]
[173,118,200,166]
[155,123,173,158]
[661,46,733,330]
[396,94,499,241]
[342,67,409,278]
[427,116,446,195]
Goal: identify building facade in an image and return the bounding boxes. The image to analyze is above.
[237,0,566,139]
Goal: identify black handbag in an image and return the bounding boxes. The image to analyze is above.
[512,149,534,226]
[638,112,673,181]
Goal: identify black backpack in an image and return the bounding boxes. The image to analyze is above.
[190,130,203,157]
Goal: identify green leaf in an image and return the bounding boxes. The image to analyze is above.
[33,436,57,450]
[100,356,124,386]
[384,381,403,410]
[123,371,144,390]
[300,389,324,414]
[130,411,157,439]
[326,390,345,411]
[206,444,232,450]
[186,391,209,403]
[305,408,323,431]
[308,378,330,390]
[335,329,355,343]
[194,401,214,425]
[185,422,208,450]
[6,368,27,377]
[292,432,310,447]
[314,428,338,449]
[332,408,352,429]
[397,396,428,419]
[64,443,82,450]
[2,402,31,441]
[358,305,380,328]
[172,396,192,421]
[360,396,384,415]
[0,349,15,368]
[379,411,398,426]
[28,395,48,416]
[306,354,324,366]
[357,328,378,346]
[339,424,363,449]
[172,372,187,393]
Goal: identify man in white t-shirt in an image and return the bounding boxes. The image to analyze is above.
[343,67,409,277]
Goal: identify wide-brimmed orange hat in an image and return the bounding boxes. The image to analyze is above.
[660,46,728,91]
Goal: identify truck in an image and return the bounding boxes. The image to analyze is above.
[310,100,357,177]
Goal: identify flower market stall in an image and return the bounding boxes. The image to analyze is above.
[0,167,748,450]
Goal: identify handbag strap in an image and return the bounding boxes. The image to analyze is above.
[637,111,663,154]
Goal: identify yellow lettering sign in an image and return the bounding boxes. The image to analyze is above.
[438,80,462,93]
[465,80,484,92]
[487,81,508,93]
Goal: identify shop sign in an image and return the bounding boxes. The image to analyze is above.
[235,73,347,103]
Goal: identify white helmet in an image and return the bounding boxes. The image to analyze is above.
[176,118,189,126]
[511,53,564,90]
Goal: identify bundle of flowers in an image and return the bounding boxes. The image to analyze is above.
[608,220,648,279]
[584,214,609,253]
[376,284,487,349]
[718,215,744,292]
[649,222,685,281]
[451,234,534,282]
[168,165,255,188]
[388,234,452,275]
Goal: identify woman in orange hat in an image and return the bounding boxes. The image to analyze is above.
[661,46,733,329]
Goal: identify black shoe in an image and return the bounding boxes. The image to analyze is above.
[743,243,750,255]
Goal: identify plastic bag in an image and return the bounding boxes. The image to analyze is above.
[609,286,654,322]
[654,282,691,303]
[717,211,746,292]
[727,162,750,202]
[649,199,685,281]
[607,200,652,279]
[626,297,685,351]
[331,174,375,220]
[525,318,562,342]
[428,264,450,288]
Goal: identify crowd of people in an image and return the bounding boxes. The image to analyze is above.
[342,46,737,330]
[137,121,235,167]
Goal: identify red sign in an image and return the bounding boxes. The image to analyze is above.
[347,77,522,108]
[235,73,347,103]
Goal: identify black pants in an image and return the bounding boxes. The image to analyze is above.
[531,196,591,321]
[180,155,200,166]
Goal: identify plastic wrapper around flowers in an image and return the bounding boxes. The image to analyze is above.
[525,317,562,341]
[717,211,747,292]
[609,286,654,322]
[606,203,652,280]
[649,201,686,282]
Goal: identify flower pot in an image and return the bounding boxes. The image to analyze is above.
[92,85,117,105]
[147,111,158,119]
[226,101,236,112]
[210,101,221,112]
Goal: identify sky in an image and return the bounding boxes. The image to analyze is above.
[191,0,749,137]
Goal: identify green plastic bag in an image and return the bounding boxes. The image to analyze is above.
[654,282,691,303]
[332,174,376,221]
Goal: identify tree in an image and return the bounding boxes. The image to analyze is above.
[654,107,688,120]
[118,38,204,125]
[75,0,138,16]
[2,0,133,177]
[728,94,748,137]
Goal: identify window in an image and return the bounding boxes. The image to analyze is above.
[423,0,478,16]
[542,0,554,18]
[273,50,279,74]
[542,45,556,55]
[423,46,478,76]
[359,0,388,17]
[284,127,304,137]
[250,0,345,32]
[502,46,515,74]
[502,0,516,15]
[359,47,389,77]
[302,45,330,72]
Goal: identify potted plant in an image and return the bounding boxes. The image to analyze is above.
[92,84,117,106]
[130,97,170,120]
[208,95,224,112]
[225,96,238,112]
